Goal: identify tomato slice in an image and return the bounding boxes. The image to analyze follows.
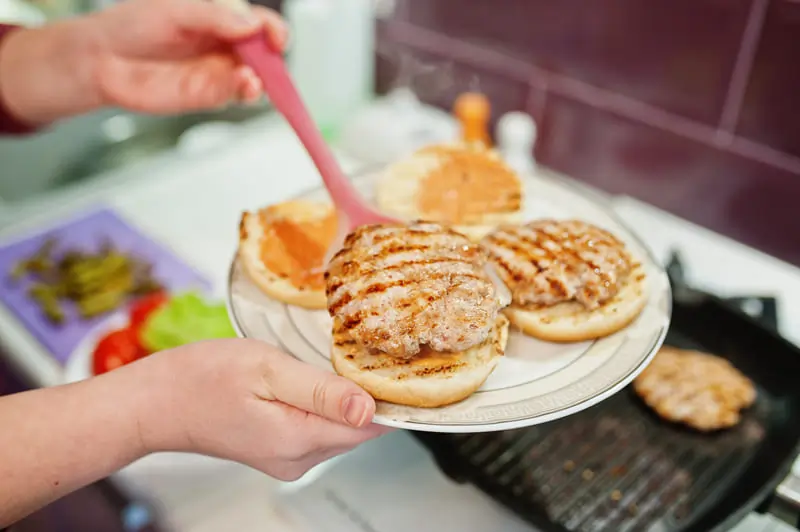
[129,291,169,333]
[92,328,144,376]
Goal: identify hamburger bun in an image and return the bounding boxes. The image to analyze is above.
[331,315,509,408]
[481,219,648,342]
[238,200,335,310]
[504,263,648,342]
[375,143,524,241]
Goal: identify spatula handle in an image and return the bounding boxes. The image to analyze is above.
[216,0,364,215]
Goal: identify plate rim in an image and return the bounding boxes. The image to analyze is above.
[226,168,673,433]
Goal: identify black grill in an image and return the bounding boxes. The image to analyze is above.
[413,258,800,532]
[417,382,768,532]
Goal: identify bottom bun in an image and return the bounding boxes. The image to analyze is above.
[331,315,509,408]
[505,265,649,343]
[238,201,332,310]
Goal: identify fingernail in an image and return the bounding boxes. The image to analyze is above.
[343,395,368,427]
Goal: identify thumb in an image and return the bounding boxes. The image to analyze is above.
[261,353,376,428]
[169,1,288,48]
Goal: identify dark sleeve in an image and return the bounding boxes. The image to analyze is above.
[0,24,39,136]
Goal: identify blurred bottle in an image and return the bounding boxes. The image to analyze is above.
[453,92,491,147]
[284,0,375,140]
[338,87,459,166]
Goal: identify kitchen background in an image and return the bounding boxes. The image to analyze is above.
[1,1,800,531]
[2,0,798,266]
[261,0,800,267]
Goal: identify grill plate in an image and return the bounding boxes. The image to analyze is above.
[414,294,800,532]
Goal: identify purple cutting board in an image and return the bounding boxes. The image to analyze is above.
[0,207,210,364]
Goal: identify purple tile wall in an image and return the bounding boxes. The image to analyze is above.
[736,1,800,159]
[374,0,800,267]
[405,0,752,125]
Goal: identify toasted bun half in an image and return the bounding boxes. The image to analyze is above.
[238,200,333,310]
[375,143,524,241]
[331,315,509,408]
[504,264,649,343]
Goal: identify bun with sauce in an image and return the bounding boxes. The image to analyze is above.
[238,200,337,310]
[325,222,509,407]
[481,219,648,343]
[375,143,524,242]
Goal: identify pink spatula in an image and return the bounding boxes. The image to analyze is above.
[219,0,397,268]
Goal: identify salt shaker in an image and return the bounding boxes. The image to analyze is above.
[496,111,537,175]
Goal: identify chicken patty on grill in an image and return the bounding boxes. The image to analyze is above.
[481,219,633,310]
[325,222,504,358]
[634,346,756,431]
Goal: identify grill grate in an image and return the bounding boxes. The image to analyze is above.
[416,375,769,532]
[412,282,798,532]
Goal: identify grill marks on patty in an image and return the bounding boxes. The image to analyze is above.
[481,219,634,310]
[326,222,502,358]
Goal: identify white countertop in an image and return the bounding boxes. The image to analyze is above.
[1,112,799,532]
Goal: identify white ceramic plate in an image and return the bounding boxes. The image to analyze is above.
[62,285,230,384]
[62,312,129,384]
[227,169,671,433]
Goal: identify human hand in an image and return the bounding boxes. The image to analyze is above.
[90,0,287,113]
[0,0,286,125]
[135,338,392,480]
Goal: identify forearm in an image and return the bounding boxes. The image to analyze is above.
[0,17,104,126]
[0,362,150,527]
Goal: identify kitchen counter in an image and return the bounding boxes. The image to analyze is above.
[0,112,798,532]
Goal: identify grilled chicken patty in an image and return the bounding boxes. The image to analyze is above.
[481,219,633,310]
[634,347,756,431]
[325,222,503,359]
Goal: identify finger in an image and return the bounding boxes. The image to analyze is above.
[169,0,288,46]
[264,403,391,461]
[168,0,259,39]
[247,404,393,480]
[235,65,262,103]
[288,444,368,477]
[100,55,239,114]
[302,414,393,451]
[295,420,394,470]
[259,353,376,428]
[272,441,367,482]
[251,6,290,51]
[269,434,383,482]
